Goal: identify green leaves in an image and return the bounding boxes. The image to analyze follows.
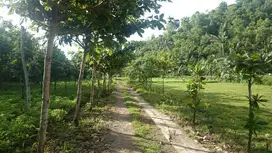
[186,63,206,124]
[246,94,268,109]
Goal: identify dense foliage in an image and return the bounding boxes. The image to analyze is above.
[0,21,75,87]
[128,0,272,81]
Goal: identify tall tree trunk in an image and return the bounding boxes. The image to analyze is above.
[97,75,101,102]
[90,61,96,110]
[247,77,253,153]
[37,18,56,153]
[162,74,165,94]
[108,73,112,93]
[20,26,31,111]
[74,48,88,126]
[103,73,106,91]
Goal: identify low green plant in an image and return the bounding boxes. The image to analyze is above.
[49,109,68,122]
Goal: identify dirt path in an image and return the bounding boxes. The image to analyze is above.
[104,83,141,153]
[123,82,211,153]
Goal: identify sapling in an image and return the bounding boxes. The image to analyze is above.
[228,52,271,153]
[186,64,206,125]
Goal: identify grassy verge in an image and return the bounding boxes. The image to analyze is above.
[46,94,116,153]
[0,81,116,153]
[120,84,161,153]
[127,79,272,153]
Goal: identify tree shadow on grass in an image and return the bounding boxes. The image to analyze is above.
[132,82,272,152]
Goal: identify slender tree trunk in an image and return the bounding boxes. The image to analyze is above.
[108,73,112,93]
[74,49,88,126]
[247,77,253,153]
[37,18,56,153]
[103,73,106,91]
[97,75,101,102]
[90,61,96,110]
[193,106,196,125]
[20,26,31,111]
[149,77,152,92]
[162,75,165,94]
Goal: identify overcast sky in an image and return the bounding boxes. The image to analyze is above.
[0,0,236,56]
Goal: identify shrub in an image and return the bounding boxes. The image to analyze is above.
[49,109,68,123]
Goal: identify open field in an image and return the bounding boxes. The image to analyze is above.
[128,78,272,152]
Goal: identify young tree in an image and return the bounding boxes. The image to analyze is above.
[20,26,31,111]
[157,51,174,93]
[228,52,272,153]
[11,1,130,152]
[186,64,206,125]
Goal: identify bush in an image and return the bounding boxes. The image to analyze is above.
[0,114,37,153]
[49,109,68,122]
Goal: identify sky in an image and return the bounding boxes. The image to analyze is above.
[128,0,236,41]
[0,0,236,57]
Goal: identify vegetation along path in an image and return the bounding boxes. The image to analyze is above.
[118,81,211,153]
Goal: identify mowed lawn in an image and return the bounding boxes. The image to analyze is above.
[131,79,272,152]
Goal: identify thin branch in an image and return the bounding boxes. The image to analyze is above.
[71,37,84,48]
[90,0,106,9]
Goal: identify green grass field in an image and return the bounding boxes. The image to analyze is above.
[129,79,272,152]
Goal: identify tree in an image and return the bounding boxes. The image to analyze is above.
[186,64,205,125]
[157,51,174,93]
[11,1,127,152]
[227,52,272,153]
[20,26,31,111]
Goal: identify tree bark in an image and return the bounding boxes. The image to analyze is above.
[247,77,253,153]
[162,75,165,94]
[74,48,88,126]
[103,73,106,91]
[108,73,112,93]
[37,18,56,153]
[90,61,96,110]
[20,26,31,111]
[97,74,101,101]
